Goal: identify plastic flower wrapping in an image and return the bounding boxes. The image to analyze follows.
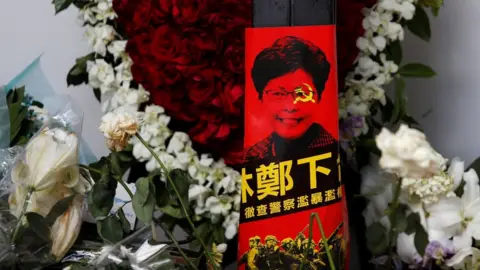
[0,99,94,268]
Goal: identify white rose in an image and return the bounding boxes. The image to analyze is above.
[99,111,139,151]
[375,124,446,179]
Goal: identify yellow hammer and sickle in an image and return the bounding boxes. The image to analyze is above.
[293,83,316,104]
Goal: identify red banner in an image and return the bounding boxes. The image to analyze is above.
[238,25,349,270]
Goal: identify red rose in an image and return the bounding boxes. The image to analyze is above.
[116,0,251,164]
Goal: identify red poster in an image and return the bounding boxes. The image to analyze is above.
[238,26,349,269]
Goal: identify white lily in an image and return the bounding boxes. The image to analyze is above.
[426,169,480,251]
[360,164,394,229]
[396,233,423,266]
[11,128,78,191]
[446,247,480,270]
[51,195,84,261]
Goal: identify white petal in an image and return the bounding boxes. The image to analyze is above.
[396,233,420,264]
[448,157,465,189]
[453,231,473,252]
[216,243,227,253]
[446,247,474,268]
[462,169,480,206]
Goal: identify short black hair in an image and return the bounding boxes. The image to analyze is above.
[251,36,330,100]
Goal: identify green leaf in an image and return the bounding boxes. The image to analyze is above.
[45,194,75,225]
[366,222,388,255]
[167,169,191,199]
[159,205,185,219]
[66,53,94,86]
[109,151,133,179]
[391,78,407,123]
[405,212,421,235]
[25,213,51,242]
[152,175,170,207]
[132,178,156,224]
[213,225,225,245]
[88,167,117,218]
[414,224,429,256]
[134,177,151,206]
[93,89,101,102]
[394,205,408,233]
[385,40,403,65]
[88,157,108,182]
[455,180,466,197]
[73,0,90,9]
[0,227,9,243]
[98,216,123,243]
[53,0,73,14]
[407,5,431,42]
[398,63,436,78]
[117,208,131,234]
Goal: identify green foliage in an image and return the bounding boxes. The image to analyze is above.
[391,78,407,124]
[398,63,436,78]
[67,53,95,87]
[45,195,75,225]
[404,212,428,256]
[385,40,403,65]
[25,212,51,242]
[52,0,73,14]
[98,215,124,243]
[366,222,388,255]
[407,5,431,42]
[132,177,156,224]
[88,163,117,218]
[6,87,43,147]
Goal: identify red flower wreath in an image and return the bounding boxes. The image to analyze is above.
[113,0,375,164]
[113,0,251,164]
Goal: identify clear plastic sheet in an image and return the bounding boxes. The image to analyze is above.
[0,96,89,268]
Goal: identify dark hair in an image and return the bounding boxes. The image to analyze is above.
[251,36,330,100]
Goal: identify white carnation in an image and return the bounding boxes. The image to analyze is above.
[375,124,447,179]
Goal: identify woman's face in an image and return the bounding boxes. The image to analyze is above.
[262,69,319,140]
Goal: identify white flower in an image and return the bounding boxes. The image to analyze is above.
[79,8,97,24]
[426,169,480,251]
[101,83,149,113]
[87,59,116,94]
[167,132,191,155]
[360,164,394,229]
[107,40,127,61]
[356,30,387,55]
[396,233,423,266]
[205,196,233,217]
[51,195,84,261]
[446,247,480,270]
[402,157,464,205]
[376,124,446,179]
[355,56,381,78]
[10,128,78,191]
[378,0,416,20]
[99,111,139,151]
[85,25,116,56]
[92,0,117,22]
[115,57,133,84]
[223,212,239,240]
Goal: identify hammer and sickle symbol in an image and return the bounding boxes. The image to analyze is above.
[293,83,316,104]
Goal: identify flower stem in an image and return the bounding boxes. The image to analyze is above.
[82,164,134,199]
[11,187,34,245]
[387,178,404,267]
[156,219,199,270]
[135,133,217,269]
[299,213,336,270]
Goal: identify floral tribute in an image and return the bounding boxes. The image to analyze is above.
[1,0,476,269]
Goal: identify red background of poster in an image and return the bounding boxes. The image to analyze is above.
[244,25,339,148]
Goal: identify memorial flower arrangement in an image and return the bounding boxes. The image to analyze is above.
[0,0,469,269]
